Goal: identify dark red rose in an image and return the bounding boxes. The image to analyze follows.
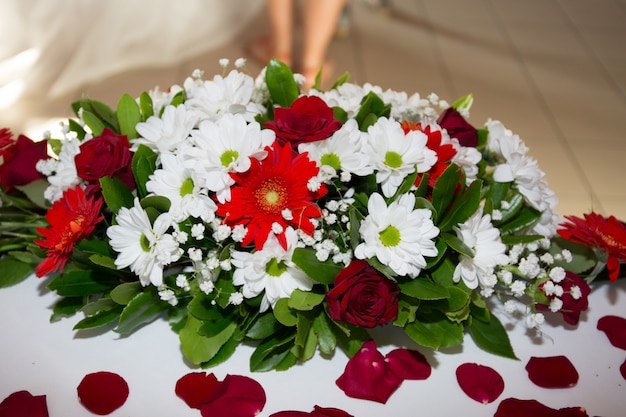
[326,260,400,328]
[0,131,48,191]
[264,95,342,149]
[74,128,135,194]
[436,107,478,147]
[536,271,590,325]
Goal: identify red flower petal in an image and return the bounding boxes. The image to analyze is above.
[77,371,129,415]
[494,398,589,417]
[175,372,220,409]
[269,406,354,417]
[384,348,431,380]
[200,374,266,417]
[455,363,504,404]
[525,356,579,388]
[597,315,626,350]
[335,340,402,404]
[620,358,626,380]
[0,391,48,417]
[269,412,311,417]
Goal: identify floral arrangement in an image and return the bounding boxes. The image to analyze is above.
[1,58,625,380]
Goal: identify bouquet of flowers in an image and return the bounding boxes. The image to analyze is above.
[1,59,624,373]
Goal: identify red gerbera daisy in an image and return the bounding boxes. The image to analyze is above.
[558,212,626,281]
[35,186,104,277]
[216,141,327,250]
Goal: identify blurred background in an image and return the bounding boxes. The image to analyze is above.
[1,0,625,219]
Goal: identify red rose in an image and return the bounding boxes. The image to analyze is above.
[326,260,400,328]
[536,271,590,325]
[436,107,478,147]
[74,128,135,194]
[0,131,48,191]
[264,96,342,149]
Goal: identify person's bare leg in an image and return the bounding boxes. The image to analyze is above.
[300,0,347,89]
[266,0,294,66]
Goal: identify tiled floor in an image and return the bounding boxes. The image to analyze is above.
[2,0,625,219]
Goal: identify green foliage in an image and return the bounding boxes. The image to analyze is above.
[265,58,299,108]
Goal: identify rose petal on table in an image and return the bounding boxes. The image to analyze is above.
[384,348,431,380]
[455,363,504,404]
[597,315,626,350]
[270,405,354,417]
[525,356,579,388]
[494,398,589,417]
[175,372,220,409]
[0,391,49,417]
[269,411,311,417]
[200,374,266,417]
[335,340,402,404]
[76,371,129,415]
[620,358,626,380]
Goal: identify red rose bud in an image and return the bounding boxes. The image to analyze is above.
[436,107,478,147]
[264,95,342,149]
[0,133,48,191]
[326,260,400,328]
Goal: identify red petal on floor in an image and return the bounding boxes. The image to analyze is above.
[597,315,626,350]
[620,358,626,380]
[175,372,220,409]
[77,371,129,415]
[0,391,48,417]
[385,348,431,380]
[494,398,589,417]
[525,356,579,388]
[455,363,504,404]
[200,374,266,417]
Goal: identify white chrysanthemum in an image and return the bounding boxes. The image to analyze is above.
[44,138,81,203]
[181,113,275,203]
[146,152,217,222]
[354,193,439,278]
[298,119,373,179]
[453,208,509,290]
[230,227,314,312]
[133,104,198,155]
[185,69,265,122]
[147,84,184,115]
[364,117,437,198]
[107,199,182,287]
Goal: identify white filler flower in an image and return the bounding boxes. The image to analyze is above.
[354,192,439,278]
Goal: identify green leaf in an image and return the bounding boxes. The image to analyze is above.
[249,330,296,372]
[115,291,166,335]
[288,289,325,311]
[549,236,596,274]
[392,170,418,201]
[497,193,524,224]
[438,179,482,232]
[80,110,106,136]
[398,278,450,300]
[441,232,474,258]
[273,298,297,327]
[265,58,299,108]
[452,94,474,112]
[291,248,342,285]
[117,93,141,139]
[50,296,85,322]
[293,318,317,361]
[47,269,118,296]
[73,304,124,330]
[0,257,34,288]
[313,311,336,355]
[179,314,237,365]
[246,312,283,339]
[431,164,462,218]
[100,176,134,214]
[404,311,464,349]
[354,91,390,131]
[132,144,158,198]
[470,313,518,359]
[499,206,541,235]
[88,254,118,270]
[77,239,112,256]
[139,91,154,120]
[330,71,350,90]
[15,179,50,209]
[200,336,239,369]
[429,256,456,287]
[110,282,142,305]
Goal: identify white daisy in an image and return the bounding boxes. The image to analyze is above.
[133,104,198,155]
[354,192,439,278]
[453,207,509,290]
[181,113,275,203]
[146,152,217,222]
[230,227,314,312]
[107,199,182,287]
[364,117,437,198]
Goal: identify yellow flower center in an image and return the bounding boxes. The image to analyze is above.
[255,179,287,214]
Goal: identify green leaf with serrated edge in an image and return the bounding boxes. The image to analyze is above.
[438,179,482,232]
[139,91,154,120]
[330,71,350,89]
[469,313,518,359]
[132,144,157,198]
[313,311,336,355]
[441,232,474,258]
[265,58,299,108]
[100,176,134,214]
[0,257,34,288]
[291,247,342,285]
[499,206,541,235]
[273,298,297,327]
[81,110,105,136]
[249,330,296,372]
[115,291,166,335]
[117,93,141,139]
[431,164,462,218]
[452,94,474,112]
[50,297,85,322]
[247,312,283,339]
[110,282,142,305]
[179,314,237,365]
[398,278,450,300]
[73,304,124,330]
[288,289,325,311]
[404,311,464,349]
[88,254,117,270]
[47,269,118,296]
